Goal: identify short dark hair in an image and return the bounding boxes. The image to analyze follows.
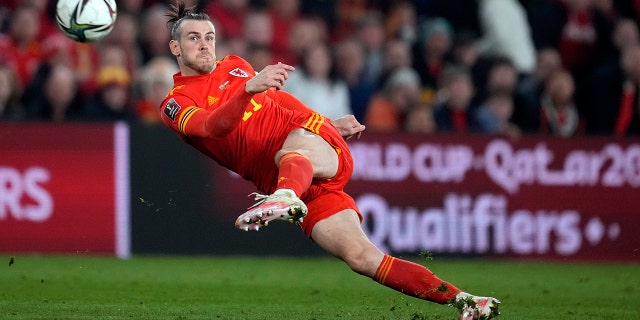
[166,0,212,40]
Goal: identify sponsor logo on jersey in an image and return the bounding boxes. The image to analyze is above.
[208,96,219,106]
[163,98,181,121]
[229,68,248,78]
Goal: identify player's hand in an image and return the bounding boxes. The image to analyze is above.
[245,62,295,93]
[332,115,365,140]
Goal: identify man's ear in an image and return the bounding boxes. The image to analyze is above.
[169,40,180,57]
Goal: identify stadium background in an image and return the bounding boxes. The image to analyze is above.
[1,0,640,263]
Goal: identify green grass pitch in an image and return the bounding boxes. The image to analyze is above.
[1,255,638,319]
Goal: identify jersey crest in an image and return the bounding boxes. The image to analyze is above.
[229,68,249,78]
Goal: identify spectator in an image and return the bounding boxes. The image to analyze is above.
[405,104,436,134]
[581,44,640,136]
[364,67,421,132]
[287,17,327,65]
[385,1,418,44]
[24,63,83,122]
[412,17,454,96]
[119,0,143,15]
[0,3,44,87]
[475,90,521,138]
[0,65,25,121]
[334,38,375,121]
[245,43,274,72]
[514,47,563,132]
[539,69,583,137]
[332,0,371,41]
[476,0,536,74]
[283,43,351,120]
[355,11,387,85]
[300,0,337,34]
[432,67,478,133]
[40,31,101,95]
[451,31,480,73]
[134,57,178,123]
[100,12,141,75]
[608,18,640,64]
[215,36,248,58]
[14,0,57,37]
[594,18,640,70]
[204,0,250,41]
[529,0,614,80]
[84,66,134,122]
[377,38,413,89]
[575,17,639,131]
[267,0,302,63]
[473,56,520,109]
[216,10,273,62]
[139,4,173,64]
[243,10,273,49]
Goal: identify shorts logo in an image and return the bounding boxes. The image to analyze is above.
[163,98,181,121]
[229,68,248,78]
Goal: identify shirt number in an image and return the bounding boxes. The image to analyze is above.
[242,99,263,121]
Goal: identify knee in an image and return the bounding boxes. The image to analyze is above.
[342,245,383,278]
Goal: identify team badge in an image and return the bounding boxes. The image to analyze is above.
[229,68,248,78]
[163,98,181,121]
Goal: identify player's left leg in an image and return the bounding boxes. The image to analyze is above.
[311,209,461,302]
[311,209,500,319]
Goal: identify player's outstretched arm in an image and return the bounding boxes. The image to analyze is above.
[169,88,254,138]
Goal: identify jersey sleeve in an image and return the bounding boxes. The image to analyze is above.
[160,88,254,138]
[160,94,201,135]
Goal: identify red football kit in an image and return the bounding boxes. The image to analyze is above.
[159,55,360,236]
[159,56,467,306]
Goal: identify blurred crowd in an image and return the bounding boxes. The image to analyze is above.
[2,0,640,138]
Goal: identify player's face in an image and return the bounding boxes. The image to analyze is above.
[170,20,216,76]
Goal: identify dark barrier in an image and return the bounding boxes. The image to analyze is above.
[129,123,323,256]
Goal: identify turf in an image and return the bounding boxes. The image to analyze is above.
[0,255,638,320]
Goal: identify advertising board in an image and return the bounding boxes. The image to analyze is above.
[0,123,129,258]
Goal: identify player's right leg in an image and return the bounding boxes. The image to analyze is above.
[236,128,340,231]
[311,209,500,319]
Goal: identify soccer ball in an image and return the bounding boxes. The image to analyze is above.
[55,0,117,43]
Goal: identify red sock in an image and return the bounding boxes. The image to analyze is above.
[276,152,313,196]
[374,254,462,304]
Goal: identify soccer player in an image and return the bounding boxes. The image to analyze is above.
[159,1,500,319]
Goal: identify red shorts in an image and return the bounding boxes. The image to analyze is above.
[298,121,362,237]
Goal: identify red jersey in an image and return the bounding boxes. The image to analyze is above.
[160,56,326,193]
